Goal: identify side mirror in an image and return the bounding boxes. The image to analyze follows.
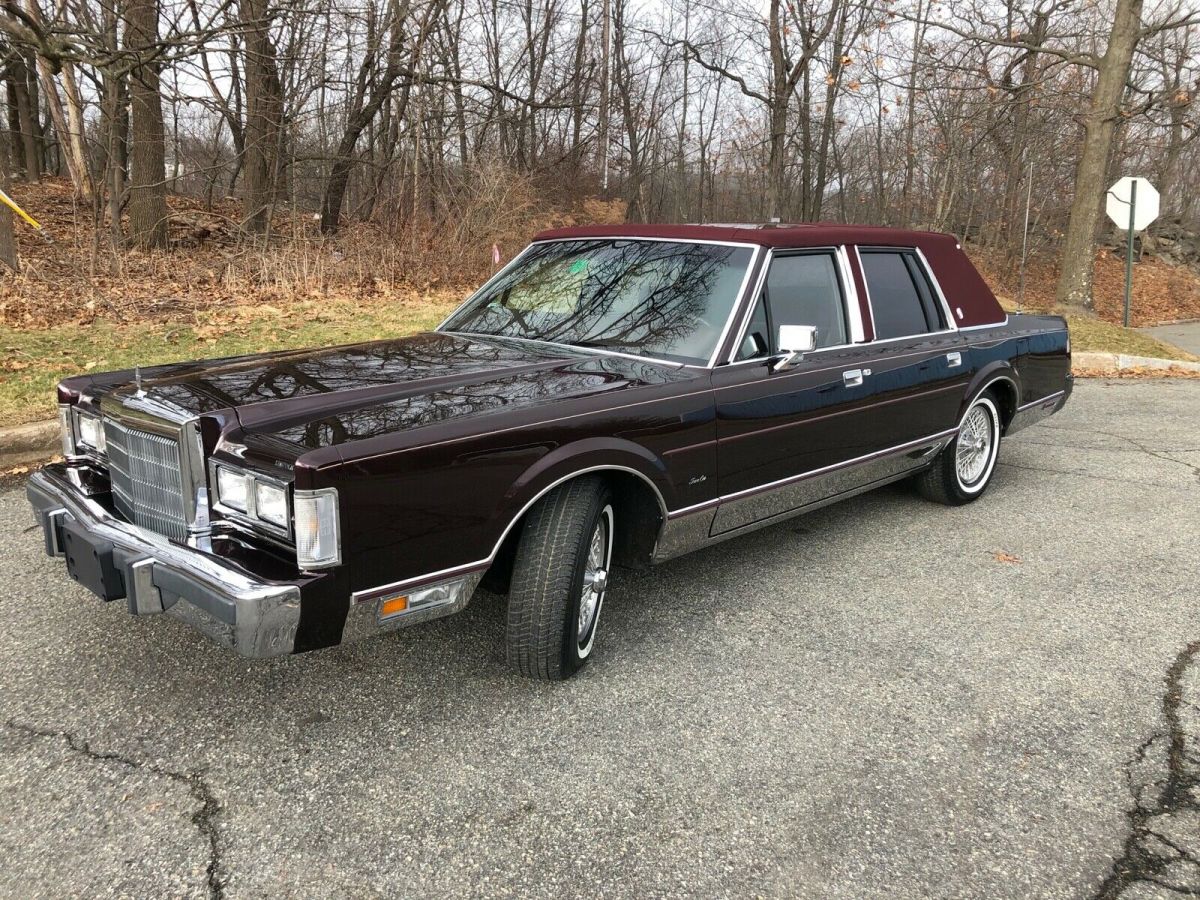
[774,325,818,372]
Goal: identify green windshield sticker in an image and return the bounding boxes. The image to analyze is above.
[569,259,589,275]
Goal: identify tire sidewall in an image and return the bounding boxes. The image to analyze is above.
[953,395,1001,498]
[560,491,614,675]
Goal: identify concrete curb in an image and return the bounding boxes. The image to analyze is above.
[0,419,58,470]
[1073,351,1200,375]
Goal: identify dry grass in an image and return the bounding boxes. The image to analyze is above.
[973,246,1198,361]
[1061,314,1198,362]
[969,244,1200,327]
[1,292,460,427]
[0,170,625,331]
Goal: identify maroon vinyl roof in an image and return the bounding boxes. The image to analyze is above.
[533,222,946,249]
[530,222,1007,331]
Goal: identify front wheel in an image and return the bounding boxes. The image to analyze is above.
[914,394,1002,505]
[505,476,614,680]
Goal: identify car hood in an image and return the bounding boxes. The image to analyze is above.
[88,332,696,456]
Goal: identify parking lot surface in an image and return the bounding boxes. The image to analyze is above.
[2,379,1198,899]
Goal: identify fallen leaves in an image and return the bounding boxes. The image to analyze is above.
[972,246,1200,328]
[993,550,1022,564]
[1073,365,1200,379]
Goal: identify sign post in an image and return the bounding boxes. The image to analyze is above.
[1105,177,1160,327]
[1124,179,1137,327]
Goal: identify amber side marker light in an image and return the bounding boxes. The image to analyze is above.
[380,595,409,618]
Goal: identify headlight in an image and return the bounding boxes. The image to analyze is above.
[216,466,250,511]
[212,463,293,535]
[254,481,288,527]
[294,488,340,569]
[74,410,106,453]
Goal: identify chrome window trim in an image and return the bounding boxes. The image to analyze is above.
[434,237,763,371]
[912,246,960,332]
[723,245,860,365]
[706,244,763,368]
[855,245,959,343]
[851,245,877,338]
[719,339,969,372]
[351,464,669,603]
[959,317,1010,331]
[721,323,973,371]
[723,247,774,365]
[838,246,866,344]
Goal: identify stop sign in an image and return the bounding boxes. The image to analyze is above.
[1106,177,1160,232]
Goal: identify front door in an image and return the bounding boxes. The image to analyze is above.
[711,249,883,535]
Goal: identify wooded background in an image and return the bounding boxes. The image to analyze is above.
[0,0,1196,310]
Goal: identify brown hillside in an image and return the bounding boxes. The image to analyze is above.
[2,178,1199,329]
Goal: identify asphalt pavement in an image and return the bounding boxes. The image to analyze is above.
[1139,320,1200,356]
[2,379,1199,899]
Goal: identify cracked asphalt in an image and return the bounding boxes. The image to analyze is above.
[1,378,1198,899]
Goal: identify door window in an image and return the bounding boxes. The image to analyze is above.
[859,250,946,340]
[735,252,848,360]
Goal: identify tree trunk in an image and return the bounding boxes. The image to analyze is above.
[125,0,169,249]
[3,43,39,180]
[900,0,927,226]
[1,23,35,180]
[241,0,281,233]
[0,128,18,272]
[21,0,89,196]
[764,0,787,219]
[23,0,92,198]
[318,0,416,233]
[1054,0,1144,310]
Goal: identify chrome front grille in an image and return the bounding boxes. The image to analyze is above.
[103,418,189,542]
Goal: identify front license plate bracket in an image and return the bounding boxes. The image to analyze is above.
[62,517,126,602]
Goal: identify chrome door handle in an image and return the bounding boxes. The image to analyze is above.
[842,369,864,387]
[946,352,962,368]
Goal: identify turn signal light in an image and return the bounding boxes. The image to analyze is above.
[380,595,409,618]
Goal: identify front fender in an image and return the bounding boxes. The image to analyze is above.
[499,437,674,528]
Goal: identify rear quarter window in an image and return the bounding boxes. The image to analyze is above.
[859,250,945,340]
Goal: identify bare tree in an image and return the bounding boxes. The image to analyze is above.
[125,0,169,247]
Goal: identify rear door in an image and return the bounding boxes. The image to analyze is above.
[852,247,970,448]
[711,248,883,534]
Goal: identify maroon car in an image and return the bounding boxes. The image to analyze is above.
[28,224,1071,679]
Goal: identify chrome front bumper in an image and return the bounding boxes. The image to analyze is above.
[27,467,301,658]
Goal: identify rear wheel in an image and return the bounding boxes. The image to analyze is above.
[505,476,614,680]
[915,394,1002,505]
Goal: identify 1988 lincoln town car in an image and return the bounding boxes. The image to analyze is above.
[28,223,1072,679]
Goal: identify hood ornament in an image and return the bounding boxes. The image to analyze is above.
[133,365,146,398]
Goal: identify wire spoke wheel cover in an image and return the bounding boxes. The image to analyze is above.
[954,397,1000,493]
[956,405,993,485]
[577,505,613,657]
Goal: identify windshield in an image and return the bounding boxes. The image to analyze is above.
[440,239,755,365]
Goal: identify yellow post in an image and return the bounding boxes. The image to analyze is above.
[0,187,51,241]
